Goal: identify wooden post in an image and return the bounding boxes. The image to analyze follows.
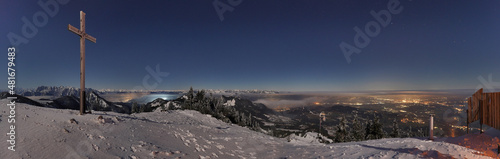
[80,11,86,115]
[68,11,96,115]
[429,114,434,140]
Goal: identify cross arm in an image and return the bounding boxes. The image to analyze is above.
[68,24,97,43]
[68,24,82,36]
[85,34,96,43]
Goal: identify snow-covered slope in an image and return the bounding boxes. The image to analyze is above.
[0,99,492,158]
[436,128,500,158]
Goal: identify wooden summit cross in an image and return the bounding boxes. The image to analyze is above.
[68,11,96,115]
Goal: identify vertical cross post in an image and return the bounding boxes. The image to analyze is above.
[68,11,97,115]
[80,11,86,115]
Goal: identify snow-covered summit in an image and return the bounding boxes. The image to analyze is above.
[0,99,492,158]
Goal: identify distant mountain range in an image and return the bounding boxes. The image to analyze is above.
[1,90,130,114]
[8,86,282,118]
[16,86,98,97]
[13,86,283,97]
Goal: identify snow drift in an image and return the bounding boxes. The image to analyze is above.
[0,99,493,158]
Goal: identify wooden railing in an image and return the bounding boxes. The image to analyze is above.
[467,88,500,133]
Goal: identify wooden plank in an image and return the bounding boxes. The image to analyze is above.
[492,93,495,128]
[495,93,500,129]
[497,93,499,129]
[468,88,483,123]
[68,24,81,36]
[487,93,491,126]
[471,89,481,122]
[80,11,85,33]
[494,93,496,129]
[473,94,477,122]
[491,93,495,129]
[493,93,497,129]
[485,93,489,126]
[489,93,493,128]
[480,92,500,130]
[85,34,97,43]
[494,93,497,129]
[488,93,491,127]
[478,88,483,122]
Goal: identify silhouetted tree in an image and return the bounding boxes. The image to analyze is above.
[168,102,175,110]
[371,115,385,139]
[351,111,364,141]
[335,116,350,143]
[139,103,150,112]
[417,128,425,137]
[365,120,373,140]
[160,103,166,112]
[365,114,384,140]
[131,102,139,113]
[390,118,401,138]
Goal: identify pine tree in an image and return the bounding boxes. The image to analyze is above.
[212,97,224,119]
[335,116,350,143]
[195,89,205,103]
[239,111,246,126]
[365,120,373,140]
[184,87,194,109]
[253,120,260,129]
[187,87,194,100]
[417,128,425,137]
[406,126,413,137]
[160,103,166,112]
[140,103,145,112]
[371,114,385,139]
[168,102,175,110]
[131,102,139,113]
[365,114,384,140]
[351,111,364,141]
[390,118,401,138]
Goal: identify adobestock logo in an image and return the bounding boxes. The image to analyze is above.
[339,0,404,64]
[133,64,170,91]
[213,0,243,21]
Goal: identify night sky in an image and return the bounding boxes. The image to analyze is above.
[1,0,499,91]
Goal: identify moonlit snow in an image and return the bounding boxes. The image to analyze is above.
[0,99,493,158]
[223,99,236,107]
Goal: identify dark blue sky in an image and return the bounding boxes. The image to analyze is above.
[1,0,499,91]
